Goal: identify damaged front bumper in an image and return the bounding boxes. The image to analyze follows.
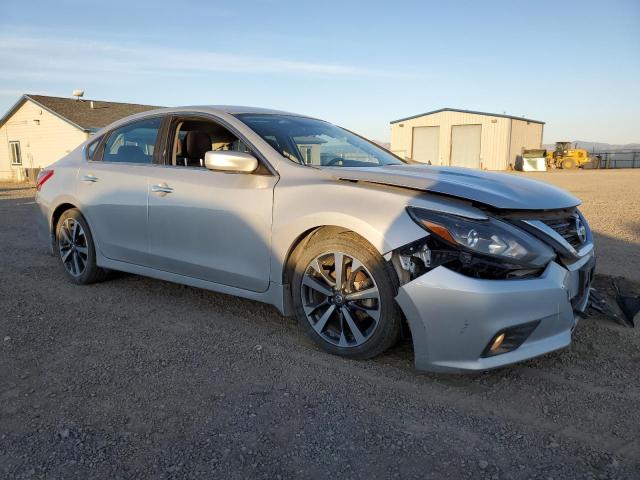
[395,251,595,373]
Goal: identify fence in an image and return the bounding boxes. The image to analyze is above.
[590,150,640,169]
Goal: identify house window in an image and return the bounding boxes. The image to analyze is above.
[9,141,22,165]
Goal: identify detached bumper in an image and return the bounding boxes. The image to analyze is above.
[396,253,595,373]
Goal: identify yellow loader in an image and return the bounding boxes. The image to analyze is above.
[545,142,592,169]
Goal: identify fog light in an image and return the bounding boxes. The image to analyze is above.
[481,320,540,357]
[489,333,505,352]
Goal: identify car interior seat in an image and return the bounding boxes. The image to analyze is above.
[181,131,211,167]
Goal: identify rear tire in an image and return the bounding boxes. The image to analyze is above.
[55,208,108,285]
[561,158,577,169]
[291,230,401,360]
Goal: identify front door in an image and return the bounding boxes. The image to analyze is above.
[77,117,163,265]
[146,116,276,292]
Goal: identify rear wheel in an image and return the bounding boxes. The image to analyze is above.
[291,231,401,359]
[56,209,107,284]
[561,158,577,169]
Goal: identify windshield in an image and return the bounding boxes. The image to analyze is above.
[235,114,404,167]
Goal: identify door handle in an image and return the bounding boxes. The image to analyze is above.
[151,183,174,194]
[81,174,98,183]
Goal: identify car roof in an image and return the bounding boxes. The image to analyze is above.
[92,105,319,136]
[155,105,308,117]
[205,105,304,116]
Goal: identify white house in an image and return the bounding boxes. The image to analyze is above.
[0,94,160,181]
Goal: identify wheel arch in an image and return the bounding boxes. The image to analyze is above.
[278,223,398,316]
[51,202,79,233]
[282,225,380,284]
[47,202,80,253]
[278,217,391,285]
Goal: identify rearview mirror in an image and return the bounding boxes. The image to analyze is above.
[204,151,258,173]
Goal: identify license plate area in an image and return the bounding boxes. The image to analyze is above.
[571,256,595,311]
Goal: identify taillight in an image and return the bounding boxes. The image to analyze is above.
[36,170,54,191]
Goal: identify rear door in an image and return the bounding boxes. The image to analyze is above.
[145,115,277,292]
[411,126,439,164]
[450,124,481,168]
[77,117,163,265]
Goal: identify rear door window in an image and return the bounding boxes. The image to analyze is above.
[102,118,162,164]
[86,139,100,160]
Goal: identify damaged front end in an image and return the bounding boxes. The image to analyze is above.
[391,206,595,373]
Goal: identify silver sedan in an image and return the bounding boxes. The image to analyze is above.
[35,106,595,373]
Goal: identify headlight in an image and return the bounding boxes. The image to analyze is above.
[407,207,555,268]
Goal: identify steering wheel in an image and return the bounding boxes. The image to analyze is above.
[325,157,345,166]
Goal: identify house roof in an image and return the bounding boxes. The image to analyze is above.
[390,108,545,125]
[0,94,164,132]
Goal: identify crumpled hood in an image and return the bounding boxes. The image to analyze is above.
[330,164,580,210]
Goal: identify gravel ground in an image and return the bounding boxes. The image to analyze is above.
[1,180,639,479]
[512,169,640,282]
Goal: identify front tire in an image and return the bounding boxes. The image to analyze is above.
[291,230,401,360]
[561,158,577,169]
[55,208,107,284]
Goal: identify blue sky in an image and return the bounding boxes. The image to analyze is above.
[1,0,638,143]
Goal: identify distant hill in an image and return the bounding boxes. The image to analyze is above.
[544,141,640,152]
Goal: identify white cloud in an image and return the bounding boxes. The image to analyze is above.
[0,34,377,81]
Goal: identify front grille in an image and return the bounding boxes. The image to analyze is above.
[541,216,583,248]
[501,208,591,259]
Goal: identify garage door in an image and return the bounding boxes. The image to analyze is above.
[411,126,439,164]
[450,125,481,168]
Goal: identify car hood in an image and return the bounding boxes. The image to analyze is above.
[330,164,580,210]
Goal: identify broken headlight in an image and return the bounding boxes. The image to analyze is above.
[407,208,555,270]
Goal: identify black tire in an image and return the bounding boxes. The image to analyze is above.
[291,230,401,360]
[55,208,108,285]
[561,158,577,169]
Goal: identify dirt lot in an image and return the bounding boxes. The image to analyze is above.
[1,176,639,480]
[512,169,640,282]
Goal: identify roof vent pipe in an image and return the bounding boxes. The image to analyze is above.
[90,101,94,109]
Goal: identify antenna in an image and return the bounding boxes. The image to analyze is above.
[72,89,85,101]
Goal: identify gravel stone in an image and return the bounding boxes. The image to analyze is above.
[1,180,639,479]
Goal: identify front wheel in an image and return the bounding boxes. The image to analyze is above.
[56,208,108,284]
[291,231,401,360]
[561,158,577,169]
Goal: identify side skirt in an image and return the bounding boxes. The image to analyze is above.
[97,256,288,315]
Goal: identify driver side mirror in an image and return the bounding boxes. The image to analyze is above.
[204,151,259,173]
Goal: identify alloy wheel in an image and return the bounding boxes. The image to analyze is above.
[301,251,381,347]
[58,218,89,277]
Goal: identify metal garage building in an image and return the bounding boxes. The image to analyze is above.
[389,108,544,170]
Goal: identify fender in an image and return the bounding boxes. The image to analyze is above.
[269,166,488,288]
